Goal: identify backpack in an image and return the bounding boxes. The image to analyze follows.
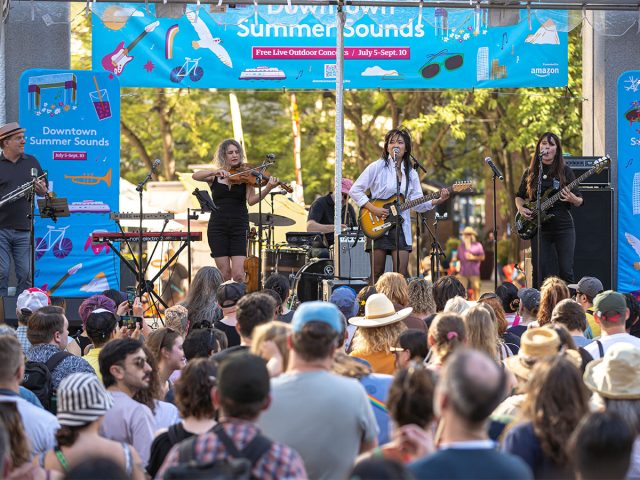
[22,351,72,413]
[162,423,272,480]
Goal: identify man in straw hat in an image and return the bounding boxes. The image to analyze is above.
[258,301,378,480]
[584,290,640,359]
[0,122,47,296]
[457,226,485,300]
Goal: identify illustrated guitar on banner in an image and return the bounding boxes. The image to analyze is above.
[514,155,611,240]
[359,181,473,240]
[102,20,160,76]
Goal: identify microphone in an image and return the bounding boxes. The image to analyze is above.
[266,153,276,160]
[485,157,504,181]
[152,159,161,171]
[392,147,400,156]
[269,190,287,196]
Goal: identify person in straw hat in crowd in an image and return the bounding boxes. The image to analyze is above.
[0,122,48,297]
[349,293,412,374]
[457,226,485,300]
[491,327,581,438]
[583,343,640,478]
[37,372,145,479]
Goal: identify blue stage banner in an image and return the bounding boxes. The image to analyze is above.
[617,71,640,294]
[19,69,121,298]
[91,4,568,89]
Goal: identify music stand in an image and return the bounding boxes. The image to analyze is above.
[37,197,70,222]
[192,188,218,213]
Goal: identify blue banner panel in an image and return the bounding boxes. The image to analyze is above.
[19,69,121,298]
[617,71,640,293]
[91,4,568,89]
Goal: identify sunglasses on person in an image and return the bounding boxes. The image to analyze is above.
[420,49,464,79]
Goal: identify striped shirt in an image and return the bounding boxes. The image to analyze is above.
[156,418,306,480]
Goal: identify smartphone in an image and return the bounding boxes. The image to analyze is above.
[119,315,142,330]
[126,287,136,308]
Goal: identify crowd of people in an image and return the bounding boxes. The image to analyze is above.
[0,268,638,480]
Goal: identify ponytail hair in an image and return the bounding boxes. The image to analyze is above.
[428,313,466,364]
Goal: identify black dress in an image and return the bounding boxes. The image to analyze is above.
[516,165,582,288]
[208,177,249,258]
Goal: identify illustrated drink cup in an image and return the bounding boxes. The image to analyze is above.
[90,89,111,120]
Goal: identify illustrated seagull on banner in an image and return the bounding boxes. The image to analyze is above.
[186,10,233,68]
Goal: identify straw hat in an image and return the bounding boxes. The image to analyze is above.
[504,328,560,380]
[462,226,477,237]
[348,293,413,328]
[0,122,25,143]
[583,343,640,399]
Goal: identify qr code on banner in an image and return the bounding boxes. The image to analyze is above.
[324,64,337,79]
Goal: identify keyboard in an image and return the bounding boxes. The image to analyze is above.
[109,212,175,221]
[92,231,202,243]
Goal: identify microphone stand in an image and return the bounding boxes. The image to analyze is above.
[254,160,271,290]
[491,169,500,291]
[394,152,401,275]
[423,212,447,281]
[28,173,38,288]
[135,161,160,309]
[535,153,544,289]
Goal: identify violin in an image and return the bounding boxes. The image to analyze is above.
[226,164,293,193]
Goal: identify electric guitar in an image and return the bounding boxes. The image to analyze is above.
[515,155,610,240]
[101,21,160,75]
[359,181,473,239]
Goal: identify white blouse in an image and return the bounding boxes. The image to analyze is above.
[349,158,434,246]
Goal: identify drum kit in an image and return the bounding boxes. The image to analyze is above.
[248,213,336,304]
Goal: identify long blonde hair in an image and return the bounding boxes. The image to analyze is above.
[537,276,570,326]
[462,305,499,361]
[376,273,409,306]
[351,321,407,354]
[250,321,292,371]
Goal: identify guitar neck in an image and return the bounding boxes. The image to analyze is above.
[400,189,446,211]
[126,29,149,52]
[540,166,598,210]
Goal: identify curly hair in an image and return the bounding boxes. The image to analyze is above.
[174,358,217,419]
[537,276,570,326]
[520,355,589,467]
[407,278,436,316]
[133,345,163,414]
[428,313,466,365]
[164,305,189,336]
[351,321,407,354]
[356,286,377,316]
[387,365,436,429]
[215,138,245,168]
[477,295,508,335]
[376,273,409,306]
[462,305,499,361]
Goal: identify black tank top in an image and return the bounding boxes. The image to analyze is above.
[210,177,248,218]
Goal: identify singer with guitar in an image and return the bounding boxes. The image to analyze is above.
[350,128,450,281]
[192,139,280,282]
[0,122,48,297]
[515,132,582,288]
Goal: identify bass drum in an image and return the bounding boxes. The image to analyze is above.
[293,259,334,304]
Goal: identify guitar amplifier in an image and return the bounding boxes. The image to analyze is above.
[565,157,610,187]
[338,234,392,279]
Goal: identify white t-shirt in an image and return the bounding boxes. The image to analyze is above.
[0,394,59,458]
[584,333,640,359]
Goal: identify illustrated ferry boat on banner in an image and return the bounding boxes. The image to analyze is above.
[239,67,286,80]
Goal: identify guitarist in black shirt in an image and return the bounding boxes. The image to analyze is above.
[515,132,583,288]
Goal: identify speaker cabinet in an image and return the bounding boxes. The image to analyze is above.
[322,279,370,301]
[572,188,613,290]
[566,157,611,187]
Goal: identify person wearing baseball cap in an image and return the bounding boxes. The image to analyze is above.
[213,281,246,348]
[568,276,604,338]
[258,301,378,480]
[0,122,48,297]
[306,178,357,246]
[15,287,50,352]
[584,290,640,359]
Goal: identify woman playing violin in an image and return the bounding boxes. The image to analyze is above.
[192,139,280,282]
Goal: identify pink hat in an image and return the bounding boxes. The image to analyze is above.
[16,288,50,313]
[341,178,354,195]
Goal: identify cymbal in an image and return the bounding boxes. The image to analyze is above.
[248,212,295,227]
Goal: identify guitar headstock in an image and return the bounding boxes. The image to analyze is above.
[146,21,160,33]
[593,155,611,173]
[451,181,473,193]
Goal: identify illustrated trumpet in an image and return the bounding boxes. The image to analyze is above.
[64,168,111,187]
[0,172,48,208]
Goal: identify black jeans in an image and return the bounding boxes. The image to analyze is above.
[530,216,575,289]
